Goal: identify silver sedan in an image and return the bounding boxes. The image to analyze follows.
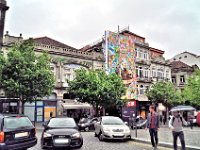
[94,116,131,141]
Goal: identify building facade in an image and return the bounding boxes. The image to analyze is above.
[1,34,104,121]
[170,51,200,68]
[170,61,199,90]
[80,30,172,118]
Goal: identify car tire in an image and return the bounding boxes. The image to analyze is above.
[75,140,83,149]
[41,143,47,149]
[98,131,104,141]
[84,127,89,132]
[94,132,98,137]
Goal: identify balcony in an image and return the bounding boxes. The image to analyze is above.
[136,59,151,66]
[137,76,152,83]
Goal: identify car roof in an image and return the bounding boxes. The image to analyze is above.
[0,113,27,118]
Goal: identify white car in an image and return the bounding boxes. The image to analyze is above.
[94,116,131,141]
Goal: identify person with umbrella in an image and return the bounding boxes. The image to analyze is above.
[169,110,188,150]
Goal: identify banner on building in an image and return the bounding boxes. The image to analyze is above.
[104,31,137,99]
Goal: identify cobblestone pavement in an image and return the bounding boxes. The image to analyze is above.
[29,130,171,150]
[131,127,200,147]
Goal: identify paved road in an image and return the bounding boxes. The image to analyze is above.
[29,130,170,150]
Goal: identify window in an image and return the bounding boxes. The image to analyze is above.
[138,67,143,78]
[152,67,157,78]
[173,58,176,61]
[180,75,185,83]
[157,68,164,79]
[144,68,149,78]
[65,74,71,80]
[144,51,148,60]
[166,70,169,79]
[140,85,144,95]
[172,76,176,83]
[184,55,187,58]
[179,57,182,59]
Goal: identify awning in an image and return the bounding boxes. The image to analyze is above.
[137,95,149,102]
[61,102,92,110]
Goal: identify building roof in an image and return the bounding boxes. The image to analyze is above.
[33,36,77,50]
[174,51,200,58]
[150,47,165,54]
[170,61,191,69]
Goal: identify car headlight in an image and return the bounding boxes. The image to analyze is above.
[125,128,130,132]
[43,132,52,138]
[103,128,110,132]
[72,133,81,138]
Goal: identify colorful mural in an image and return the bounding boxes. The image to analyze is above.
[105,31,137,99]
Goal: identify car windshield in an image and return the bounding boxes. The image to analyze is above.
[48,118,76,128]
[3,116,33,129]
[102,117,124,125]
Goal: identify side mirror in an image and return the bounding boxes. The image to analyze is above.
[124,122,128,125]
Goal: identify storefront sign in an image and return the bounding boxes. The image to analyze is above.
[127,101,136,107]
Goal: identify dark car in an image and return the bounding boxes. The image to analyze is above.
[41,117,83,149]
[78,117,99,131]
[0,114,37,150]
[131,116,147,129]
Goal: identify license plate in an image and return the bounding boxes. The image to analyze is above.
[54,139,69,144]
[114,134,124,136]
[15,132,28,138]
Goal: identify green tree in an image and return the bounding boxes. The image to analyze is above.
[182,69,200,107]
[68,69,126,115]
[1,39,55,113]
[146,81,181,107]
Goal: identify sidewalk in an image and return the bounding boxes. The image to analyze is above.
[131,127,200,150]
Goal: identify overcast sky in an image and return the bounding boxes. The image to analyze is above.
[4,0,200,59]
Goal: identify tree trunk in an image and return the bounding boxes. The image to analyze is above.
[95,104,99,117]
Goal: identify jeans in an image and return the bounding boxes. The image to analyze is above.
[172,131,185,150]
[149,128,158,147]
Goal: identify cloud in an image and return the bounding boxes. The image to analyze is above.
[5,0,200,58]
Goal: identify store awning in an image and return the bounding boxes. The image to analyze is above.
[61,102,92,110]
[138,95,149,102]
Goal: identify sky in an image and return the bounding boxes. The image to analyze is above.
[4,0,200,59]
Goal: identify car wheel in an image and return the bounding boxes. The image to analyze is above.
[98,131,104,141]
[41,142,47,149]
[75,140,83,149]
[85,127,89,132]
[94,132,98,137]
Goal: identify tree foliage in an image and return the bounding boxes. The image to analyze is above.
[68,69,126,114]
[182,69,200,107]
[1,39,55,113]
[146,81,181,106]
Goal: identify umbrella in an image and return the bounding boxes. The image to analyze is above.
[170,105,196,112]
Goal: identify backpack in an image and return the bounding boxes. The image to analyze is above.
[172,116,183,125]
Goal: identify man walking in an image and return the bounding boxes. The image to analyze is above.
[146,105,160,150]
[169,111,188,150]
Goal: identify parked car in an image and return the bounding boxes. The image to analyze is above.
[78,117,99,131]
[131,116,147,129]
[0,114,37,150]
[94,116,131,141]
[41,117,83,149]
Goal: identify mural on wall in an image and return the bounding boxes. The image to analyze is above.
[105,31,137,99]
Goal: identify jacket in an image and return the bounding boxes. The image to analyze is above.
[146,112,160,129]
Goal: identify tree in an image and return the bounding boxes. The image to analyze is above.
[68,69,126,116]
[182,69,200,107]
[146,81,181,107]
[1,39,55,114]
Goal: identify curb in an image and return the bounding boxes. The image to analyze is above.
[131,138,200,150]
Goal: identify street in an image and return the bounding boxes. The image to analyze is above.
[28,129,170,150]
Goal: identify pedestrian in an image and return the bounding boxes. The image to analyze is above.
[188,113,194,129]
[169,111,188,150]
[145,105,160,150]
